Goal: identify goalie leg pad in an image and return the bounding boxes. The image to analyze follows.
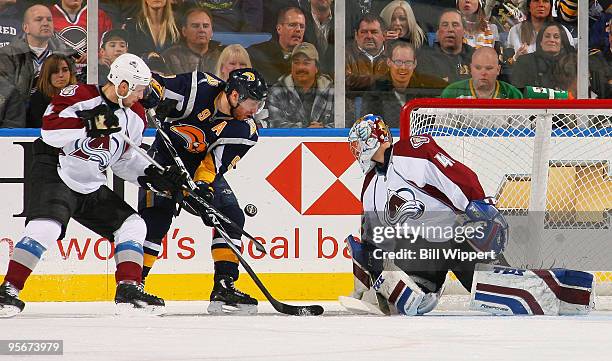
[470,264,594,315]
[373,270,426,316]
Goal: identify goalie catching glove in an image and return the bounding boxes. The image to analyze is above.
[138,165,187,193]
[460,199,508,254]
[75,104,121,138]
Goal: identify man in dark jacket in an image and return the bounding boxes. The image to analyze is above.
[302,0,334,76]
[417,9,475,83]
[0,0,23,48]
[0,4,70,110]
[162,7,224,75]
[248,6,306,85]
[188,0,263,32]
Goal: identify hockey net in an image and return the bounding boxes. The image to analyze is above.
[400,99,612,300]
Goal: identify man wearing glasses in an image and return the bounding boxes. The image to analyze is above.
[248,6,306,86]
[362,39,447,128]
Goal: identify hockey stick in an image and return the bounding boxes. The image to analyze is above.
[119,133,324,316]
[141,108,267,254]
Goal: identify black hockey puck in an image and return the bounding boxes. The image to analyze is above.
[244,204,258,217]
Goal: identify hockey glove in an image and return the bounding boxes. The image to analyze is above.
[194,181,214,203]
[138,164,187,193]
[140,78,164,109]
[76,104,121,138]
[155,98,178,121]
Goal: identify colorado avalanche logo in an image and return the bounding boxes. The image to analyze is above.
[385,188,425,224]
[69,136,118,171]
[170,124,207,153]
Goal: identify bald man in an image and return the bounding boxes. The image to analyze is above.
[0,4,70,116]
[441,47,522,99]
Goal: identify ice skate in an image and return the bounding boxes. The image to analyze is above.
[114,281,165,316]
[207,276,258,315]
[0,281,25,318]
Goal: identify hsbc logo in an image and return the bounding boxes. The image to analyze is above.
[266,142,362,216]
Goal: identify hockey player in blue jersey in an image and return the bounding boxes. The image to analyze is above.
[139,68,267,314]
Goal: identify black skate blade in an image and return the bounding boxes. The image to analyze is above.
[115,302,166,316]
[207,301,258,315]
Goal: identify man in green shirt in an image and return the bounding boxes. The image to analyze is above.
[441,47,522,99]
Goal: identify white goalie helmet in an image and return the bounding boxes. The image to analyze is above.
[348,114,393,174]
[107,53,152,108]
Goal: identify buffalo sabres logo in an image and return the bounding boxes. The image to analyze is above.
[170,124,207,153]
[384,188,425,224]
[243,72,256,81]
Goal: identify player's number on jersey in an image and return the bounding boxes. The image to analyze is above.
[212,121,227,136]
[434,153,455,168]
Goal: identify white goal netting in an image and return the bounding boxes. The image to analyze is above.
[400,99,612,296]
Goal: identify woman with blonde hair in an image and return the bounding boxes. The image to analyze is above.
[123,0,181,57]
[214,44,252,81]
[379,0,426,48]
[456,0,500,49]
[27,54,78,128]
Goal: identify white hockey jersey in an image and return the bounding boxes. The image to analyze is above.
[361,135,486,244]
[41,84,150,194]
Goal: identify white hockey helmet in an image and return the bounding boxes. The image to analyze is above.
[348,114,392,174]
[107,53,152,108]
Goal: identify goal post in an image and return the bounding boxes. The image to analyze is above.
[400,98,612,296]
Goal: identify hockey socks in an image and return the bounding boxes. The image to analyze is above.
[114,240,144,284]
[4,237,47,290]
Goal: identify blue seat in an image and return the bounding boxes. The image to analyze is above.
[212,32,272,48]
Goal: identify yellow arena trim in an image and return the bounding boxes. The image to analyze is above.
[6,273,354,302]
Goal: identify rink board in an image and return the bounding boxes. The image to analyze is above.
[0,129,362,301]
[1,129,609,301]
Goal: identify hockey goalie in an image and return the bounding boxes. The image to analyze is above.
[341,114,594,316]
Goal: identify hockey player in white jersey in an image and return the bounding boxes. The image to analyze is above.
[0,54,187,317]
[342,114,595,316]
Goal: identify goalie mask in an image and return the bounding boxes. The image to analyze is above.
[107,53,152,108]
[348,114,392,174]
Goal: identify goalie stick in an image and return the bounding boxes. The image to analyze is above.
[118,133,324,316]
[145,108,266,255]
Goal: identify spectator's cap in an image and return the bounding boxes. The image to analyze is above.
[100,29,128,49]
[291,42,319,62]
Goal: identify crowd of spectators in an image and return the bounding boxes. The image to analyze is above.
[0,0,610,128]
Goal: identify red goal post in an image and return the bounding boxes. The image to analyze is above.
[399,98,612,297]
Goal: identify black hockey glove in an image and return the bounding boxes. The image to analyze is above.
[194,181,214,203]
[155,98,178,121]
[76,104,121,138]
[138,165,187,193]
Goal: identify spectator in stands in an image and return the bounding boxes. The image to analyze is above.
[0,0,23,48]
[248,6,306,85]
[411,0,458,32]
[162,7,223,74]
[27,53,77,128]
[590,18,611,98]
[506,0,574,61]
[267,42,334,128]
[362,40,447,128]
[345,13,388,92]
[98,29,128,85]
[262,0,300,34]
[122,0,180,57]
[0,4,70,111]
[185,0,263,32]
[417,9,475,83]
[346,0,395,36]
[144,50,172,75]
[441,46,522,98]
[50,0,113,69]
[214,44,251,80]
[457,0,500,49]
[511,22,574,90]
[303,0,334,75]
[0,79,25,127]
[379,1,427,49]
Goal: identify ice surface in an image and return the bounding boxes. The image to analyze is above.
[1,299,611,361]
